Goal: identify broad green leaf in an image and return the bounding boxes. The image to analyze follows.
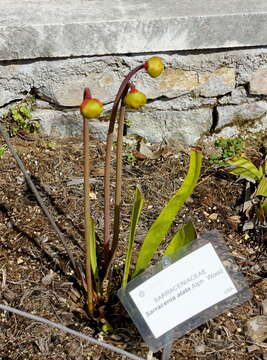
[132,150,202,278]
[89,218,101,295]
[225,157,262,181]
[256,176,267,197]
[163,221,197,257]
[122,186,144,287]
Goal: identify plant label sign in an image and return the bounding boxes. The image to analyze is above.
[118,230,252,352]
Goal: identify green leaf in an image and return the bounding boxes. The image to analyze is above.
[89,218,101,295]
[122,186,144,287]
[225,157,262,181]
[256,176,267,197]
[20,107,32,119]
[163,221,197,257]
[132,149,202,278]
[0,144,7,158]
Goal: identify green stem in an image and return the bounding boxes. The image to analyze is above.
[83,111,94,314]
[103,64,144,268]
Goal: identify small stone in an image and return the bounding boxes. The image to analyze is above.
[16,176,25,184]
[17,257,24,264]
[261,299,267,316]
[41,270,57,286]
[3,289,16,302]
[250,264,262,274]
[195,344,206,353]
[247,316,267,344]
[250,66,267,95]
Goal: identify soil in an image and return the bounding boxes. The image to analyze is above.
[0,135,266,360]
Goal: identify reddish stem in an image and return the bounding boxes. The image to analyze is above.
[103,64,145,268]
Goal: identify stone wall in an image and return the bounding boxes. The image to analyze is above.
[1,48,267,145]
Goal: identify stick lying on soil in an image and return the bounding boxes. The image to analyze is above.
[0,304,144,360]
[0,123,81,281]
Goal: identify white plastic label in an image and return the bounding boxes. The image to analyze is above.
[129,243,237,338]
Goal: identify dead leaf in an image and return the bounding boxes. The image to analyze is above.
[92,167,105,177]
[89,192,97,200]
[209,213,218,220]
[132,151,146,160]
[139,139,160,160]
[228,215,241,224]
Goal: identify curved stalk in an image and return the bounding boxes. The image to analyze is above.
[103,64,144,267]
[104,96,128,280]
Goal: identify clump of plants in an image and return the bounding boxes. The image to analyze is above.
[0,58,203,329]
[0,144,7,158]
[209,137,244,164]
[224,156,267,228]
[3,97,39,137]
[80,57,203,316]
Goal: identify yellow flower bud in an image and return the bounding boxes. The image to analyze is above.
[144,56,164,78]
[124,87,147,109]
[80,98,103,119]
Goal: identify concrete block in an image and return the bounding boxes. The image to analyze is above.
[1,0,267,61]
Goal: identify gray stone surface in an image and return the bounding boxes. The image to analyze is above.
[247,316,267,344]
[1,44,267,145]
[250,66,267,95]
[32,109,82,138]
[218,87,256,106]
[262,299,267,316]
[149,96,217,112]
[32,109,109,140]
[199,67,235,97]
[2,49,267,108]
[126,109,212,145]
[1,0,267,61]
[203,113,267,144]
[217,101,267,128]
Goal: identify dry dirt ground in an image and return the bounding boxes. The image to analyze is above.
[0,135,266,360]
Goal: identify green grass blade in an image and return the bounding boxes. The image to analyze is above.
[256,176,267,197]
[163,221,197,257]
[89,218,101,295]
[122,186,144,287]
[132,149,202,278]
[225,157,262,180]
